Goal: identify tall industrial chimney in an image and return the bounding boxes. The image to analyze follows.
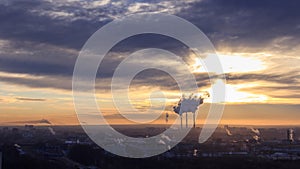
[287,129,294,143]
[173,93,206,129]
[0,151,2,169]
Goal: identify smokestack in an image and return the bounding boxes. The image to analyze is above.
[165,112,169,123]
[173,93,207,129]
[253,135,260,141]
[225,128,232,136]
[186,112,188,128]
[193,111,196,128]
[250,128,260,135]
[287,129,294,143]
[224,125,232,136]
[180,115,183,129]
[0,151,2,169]
[48,127,56,135]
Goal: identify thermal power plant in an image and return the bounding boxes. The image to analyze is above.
[173,92,209,128]
[287,129,294,143]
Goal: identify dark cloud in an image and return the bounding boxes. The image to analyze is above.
[244,86,300,92]
[226,72,300,84]
[240,86,300,99]
[268,94,300,99]
[0,74,72,91]
[15,97,46,102]
[0,0,299,51]
[179,0,300,49]
[227,72,300,100]
[0,40,77,76]
[1,0,297,51]
[97,34,191,79]
[0,0,105,49]
[0,0,299,101]
[8,119,52,125]
[0,34,190,78]
[111,70,211,91]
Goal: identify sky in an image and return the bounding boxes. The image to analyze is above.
[0,0,300,126]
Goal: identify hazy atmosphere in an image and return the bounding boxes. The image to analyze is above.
[0,0,300,125]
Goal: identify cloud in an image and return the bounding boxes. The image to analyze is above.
[0,0,102,49]
[15,97,46,102]
[0,0,299,105]
[0,39,77,76]
[182,0,300,48]
[268,94,300,99]
[240,86,300,99]
[226,72,300,84]
[7,119,52,125]
[225,72,300,101]
[0,74,72,91]
[0,0,299,50]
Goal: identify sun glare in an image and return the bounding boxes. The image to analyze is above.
[202,83,269,104]
[192,53,267,73]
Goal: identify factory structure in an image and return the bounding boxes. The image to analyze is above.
[173,93,209,128]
